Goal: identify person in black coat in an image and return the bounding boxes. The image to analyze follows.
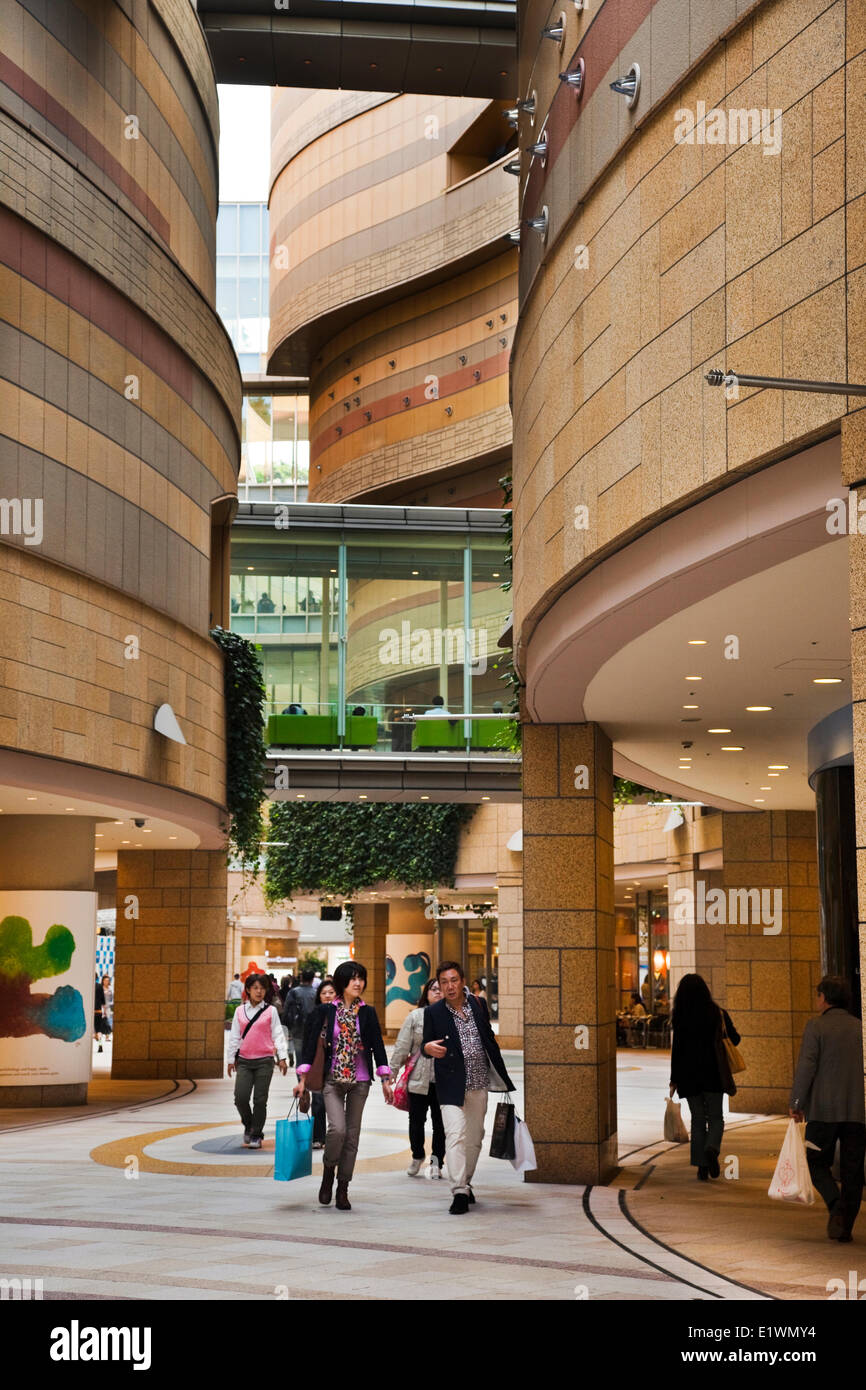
[669,973,741,1181]
[421,960,515,1214]
[293,961,393,1210]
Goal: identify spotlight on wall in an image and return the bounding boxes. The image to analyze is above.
[610,62,640,108]
[403,395,411,406]
[353,375,360,383]
[542,21,565,43]
[559,58,585,95]
[364,410,372,421]
[328,390,335,399]
[353,396,360,405]
[525,206,549,241]
[504,159,521,176]
[335,426,342,435]
[458,354,467,365]
[445,406,453,415]
[500,313,507,322]
[486,319,494,328]
[505,227,521,245]
[504,107,519,127]
[389,360,396,368]
[499,337,507,346]
[527,133,548,166]
[473,370,481,380]
[517,95,536,115]
[344,401,350,410]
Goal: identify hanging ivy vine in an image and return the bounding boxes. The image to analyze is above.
[265,802,476,904]
[210,626,267,869]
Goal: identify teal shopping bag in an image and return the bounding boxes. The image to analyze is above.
[274,1101,313,1182]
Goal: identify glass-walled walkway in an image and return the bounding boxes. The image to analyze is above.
[231,502,518,757]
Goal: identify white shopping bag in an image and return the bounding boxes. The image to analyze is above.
[510,1117,537,1173]
[663,1096,689,1143]
[768,1119,815,1205]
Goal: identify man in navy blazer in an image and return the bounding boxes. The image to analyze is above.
[422,960,514,1214]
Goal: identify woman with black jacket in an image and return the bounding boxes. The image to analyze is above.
[669,973,741,1181]
[293,961,393,1210]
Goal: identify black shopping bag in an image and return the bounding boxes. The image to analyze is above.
[489,1097,516,1160]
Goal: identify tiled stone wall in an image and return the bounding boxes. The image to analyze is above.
[512,0,861,645]
[113,850,228,1079]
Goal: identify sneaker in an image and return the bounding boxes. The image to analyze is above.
[248,1137,262,1150]
[705,1147,720,1180]
[407,1158,424,1177]
[467,1186,476,1205]
[427,1158,443,1180]
[242,1129,252,1148]
[449,1193,470,1215]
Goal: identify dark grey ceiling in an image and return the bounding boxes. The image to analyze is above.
[198,1,518,98]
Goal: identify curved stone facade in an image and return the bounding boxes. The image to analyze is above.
[0,0,239,827]
[269,89,518,504]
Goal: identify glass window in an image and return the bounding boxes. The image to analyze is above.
[470,537,511,712]
[216,205,238,254]
[239,203,261,254]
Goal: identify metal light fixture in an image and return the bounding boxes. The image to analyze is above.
[527,133,548,166]
[542,19,565,44]
[517,95,536,115]
[525,206,549,242]
[505,227,521,244]
[504,107,519,127]
[610,62,640,108]
[559,57,585,95]
[504,159,521,175]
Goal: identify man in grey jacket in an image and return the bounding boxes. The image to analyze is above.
[790,976,866,1243]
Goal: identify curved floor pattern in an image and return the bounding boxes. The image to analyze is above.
[0,1054,790,1300]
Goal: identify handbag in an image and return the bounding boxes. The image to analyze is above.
[510,1117,537,1172]
[663,1095,689,1143]
[768,1119,815,1205]
[721,1018,746,1074]
[305,1025,328,1092]
[489,1096,516,1160]
[393,1052,419,1112]
[274,1099,314,1182]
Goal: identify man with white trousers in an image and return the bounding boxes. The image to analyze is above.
[422,960,514,1214]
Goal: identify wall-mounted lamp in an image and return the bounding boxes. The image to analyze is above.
[504,107,519,127]
[525,206,549,242]
[353,396,360,406]
[610,62,640,108]
[445,406,453,415]
[473,369,481,380]
[353,375,361,384]
[500,313,507,322]
[403,395,411,406]
[458,354,467,365]
[542,18,565,45]
[505,227,521,245]
[389,360,396,368]
[364,410,372,421]
[499,336,507,347]
[527,133,548,166]
[559,58,585,95]
[504,159,521,176]
[517,95,536,115]
[335,425,342,435]
[327,390,335,400]
[486,319,494,328]
[343,401,351,410]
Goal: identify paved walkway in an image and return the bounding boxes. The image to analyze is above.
[0,1047,847,1300]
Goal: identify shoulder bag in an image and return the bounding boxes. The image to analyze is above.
[721,1016,746,1074]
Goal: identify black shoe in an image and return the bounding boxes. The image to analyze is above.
[705,1147,720,1179]
[828,1205,849,1241]
[697,1166,709,1181]
[318,1164,336,1206]
[449,1194,470,1215]
[467,1186,476,1205]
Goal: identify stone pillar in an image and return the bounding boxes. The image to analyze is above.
[719,811,821,1114]
[496,869,523,1048]
[0,816,96,1106]
[522,724,617,1184]
[847,410,866,1075]
[113,849,227,1079]
[352,902,389,1021]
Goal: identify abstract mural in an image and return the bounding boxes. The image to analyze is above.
[0,915,87,1042]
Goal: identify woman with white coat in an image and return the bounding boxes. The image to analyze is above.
[390,977,447,1178]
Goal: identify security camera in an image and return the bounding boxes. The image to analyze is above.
[133,818,146,828]
[681,741,693,749]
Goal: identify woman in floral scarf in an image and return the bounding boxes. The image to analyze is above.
[294,961,393,1210]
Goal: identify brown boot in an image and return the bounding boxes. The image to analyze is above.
[318,1164,336,1206]
[335,1181,352,1211]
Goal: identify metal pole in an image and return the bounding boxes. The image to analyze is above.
[463,540,472,749]
[705,368,866,396]
[337,542,347,738]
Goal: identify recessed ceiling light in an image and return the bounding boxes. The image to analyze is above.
[169,835,178,839]
[688,640,707,645]
[481,796,491,801]
[768,764,788,770]
[359,794,368,800]
[721,746,744,751]
[122,839,130,844]
[114,820,124,825]
[813,677,843,684]
[760,786,771,790]
[65,807,75,811]
[492,572,500,578]
[95,833,103,838]
[708,728,731,734]
[754,799,765,803]
[685,675,702,680]
[420,795,429,800]
[412,570,419,575]
[247,566,254,571]
[683,704,699,709]
[296,793,305,799]
[768,773,780,777]
[26,796,37,801]
[746,706,773,712]
[143,828,152,833]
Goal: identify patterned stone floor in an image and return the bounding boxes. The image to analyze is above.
[0,1047,844,1301]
